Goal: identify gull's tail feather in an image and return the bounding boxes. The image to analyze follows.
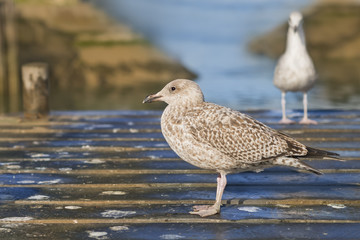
[305,146,341,160]
[272,156,322,175]
[297,161,323,175]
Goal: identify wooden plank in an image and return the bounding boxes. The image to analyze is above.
[8,198,360,207]
[1,205,360,222]
[1,222,359,240]
[1,218,360,224]
[1,168,360,175]
[2,185,360,201]
[0,172,359,185]
[0,138,359,148]
[1,159,360,172]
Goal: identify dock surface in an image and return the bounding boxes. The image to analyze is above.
[0,110,359,239]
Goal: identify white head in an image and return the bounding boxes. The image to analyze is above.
[288,11,303,33]
[142,79,204,106]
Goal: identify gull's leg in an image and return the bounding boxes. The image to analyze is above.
[299,92,317,125]
[279,92,295,124]
[190,174,222,212]
[191,171,227,217]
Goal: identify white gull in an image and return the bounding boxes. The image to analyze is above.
[274,11,317,124]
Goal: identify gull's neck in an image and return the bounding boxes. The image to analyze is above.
[162,100,203,122]
[285,26,307,54]
[169,100,202,112]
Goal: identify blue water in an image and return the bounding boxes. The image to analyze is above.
[97,0,344,110]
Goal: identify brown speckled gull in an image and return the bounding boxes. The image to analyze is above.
[143,79,339,217]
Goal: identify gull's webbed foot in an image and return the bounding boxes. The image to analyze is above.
[190,205,220,217]
[278,118,295,124]
[299,118,317,125]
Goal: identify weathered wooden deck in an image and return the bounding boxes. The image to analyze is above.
[0,109,359,239]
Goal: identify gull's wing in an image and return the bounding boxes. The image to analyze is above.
[184,103,307,163]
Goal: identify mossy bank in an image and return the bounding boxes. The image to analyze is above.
[16,0,196,110]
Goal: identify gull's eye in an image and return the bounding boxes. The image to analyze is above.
[171,87,176,91]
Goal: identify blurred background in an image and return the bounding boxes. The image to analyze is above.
[0,0,359,113]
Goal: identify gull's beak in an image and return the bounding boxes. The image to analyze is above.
[142,93,163,103]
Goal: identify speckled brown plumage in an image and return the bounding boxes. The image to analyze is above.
[143,79,339,217]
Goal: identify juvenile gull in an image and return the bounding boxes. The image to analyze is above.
[143,79,339,217]
[274,11,317,124]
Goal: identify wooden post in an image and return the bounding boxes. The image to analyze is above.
[0,1,7,113]
[0,0,19,113]
[5,0,20,113]
[22,63,49,119]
